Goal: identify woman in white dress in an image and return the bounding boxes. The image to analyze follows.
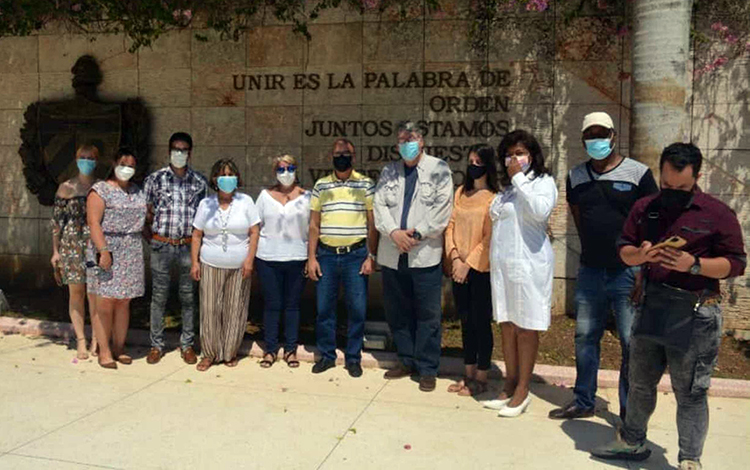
[483,129,558,417]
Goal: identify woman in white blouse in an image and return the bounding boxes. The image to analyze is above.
[190,159,260,371]
[482,130,558,418]
[255,155,311,369]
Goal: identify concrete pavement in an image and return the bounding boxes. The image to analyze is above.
[1,332,749,470]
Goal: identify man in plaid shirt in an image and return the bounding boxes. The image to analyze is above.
[143,132,208,365]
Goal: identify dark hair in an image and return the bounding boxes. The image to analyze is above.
[169,132,193,150]
[464,144,499,193]
[209,158,243,191]
[332,138,355,155]
[106,146,137,180]
[497,129,551,186]
[660,142,702,177]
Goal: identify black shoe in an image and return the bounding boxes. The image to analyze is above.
[383,363,413,380]
[548,402,595,420]
[418,376,436,392]
[346,362,363,378]
[312,358,336,374]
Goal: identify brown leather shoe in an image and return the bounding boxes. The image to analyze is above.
[146,348,164,365]
[181,347,197,365]
[419,376,437,392]
[383,364,413,380]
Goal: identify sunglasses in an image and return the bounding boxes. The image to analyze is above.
[276,165,297,174]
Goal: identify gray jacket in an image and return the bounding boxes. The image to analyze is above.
[374,153,454,270]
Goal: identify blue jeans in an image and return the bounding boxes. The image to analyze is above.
[256,258,306,354]
[149,242,195,351]
[315,246,368,364]
[381,256,443,377]
[573,265,638,418]
[623,303,722,463]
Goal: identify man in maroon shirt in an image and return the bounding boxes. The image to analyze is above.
[592,143,746,470]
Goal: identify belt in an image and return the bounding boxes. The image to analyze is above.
[319,239,366,255]
[153,234,192,246]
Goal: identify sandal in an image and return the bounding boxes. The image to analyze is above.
[283,351,300,368]
[447,377,470,393]
[458,380,488,397]
[196,358,213,372]
[225,357,239,367]
[259,352,276,369]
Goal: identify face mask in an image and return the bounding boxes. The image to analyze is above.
[660,188,693,211]
[170,149,189,168]
[77,159,96,176]
[333,154,353,172]
[217,176,238,193]
[114,165,135,182]
[467,164,486,180]
[585,138,614,160]
[399,141,421,162]
[504,156,531,173]
[277,171,295,187]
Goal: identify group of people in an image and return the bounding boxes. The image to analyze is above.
[50,113,745,470]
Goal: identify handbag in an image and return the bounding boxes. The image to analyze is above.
[633,281,698,352]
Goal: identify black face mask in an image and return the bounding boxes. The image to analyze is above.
[333,154,353,172]
[467,164,486,180]
[660,188,693,211]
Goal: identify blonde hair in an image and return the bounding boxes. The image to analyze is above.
[273,154,297,170]
[76,144,100,160]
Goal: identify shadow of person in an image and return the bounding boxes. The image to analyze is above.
[561,420,675,470]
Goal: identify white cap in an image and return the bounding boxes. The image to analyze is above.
[582,112,614,132]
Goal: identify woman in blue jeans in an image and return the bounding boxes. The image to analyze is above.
[255,155,311,368]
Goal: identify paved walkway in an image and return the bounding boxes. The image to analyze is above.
[1,333,748,470]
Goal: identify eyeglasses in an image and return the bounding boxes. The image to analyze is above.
[276,165,297,174]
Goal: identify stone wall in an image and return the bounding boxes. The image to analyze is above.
[0,2,748,332]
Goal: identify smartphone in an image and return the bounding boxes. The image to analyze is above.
[650,235,687,250]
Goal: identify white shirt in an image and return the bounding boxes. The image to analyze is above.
[193,193,261,269]
[490,172,558,331]
[256,189,311,262]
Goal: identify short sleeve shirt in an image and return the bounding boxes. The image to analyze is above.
[192,193,260,269]
[566,157,658,268]
[310,170,374,247]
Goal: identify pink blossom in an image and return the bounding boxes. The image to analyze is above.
[71,3,81,12]
[710,22,729,33]
[725,34,738,44]
[525,0,549,12]
[362,0,379,9]
[597,0,608,9]
[172,9,193,22]
[745,42,750,53]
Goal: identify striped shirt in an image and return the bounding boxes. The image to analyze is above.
[310,170,374,247]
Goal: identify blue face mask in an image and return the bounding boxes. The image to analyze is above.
[217,176,238,194]
[585,138,614,160]
[399,141,421,162]
[77,159,96,176]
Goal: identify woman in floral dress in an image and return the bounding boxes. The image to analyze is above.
[51,144,100,359]
[87,147,147,369]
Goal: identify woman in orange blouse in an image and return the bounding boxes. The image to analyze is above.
[445,144,499,396]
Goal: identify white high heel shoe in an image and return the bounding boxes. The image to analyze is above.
[497,395,531,418]
[482,397,512,410]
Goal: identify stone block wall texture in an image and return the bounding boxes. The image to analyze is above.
[0,2,748,331]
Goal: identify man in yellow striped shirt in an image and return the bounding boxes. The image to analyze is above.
[307,138,378,378]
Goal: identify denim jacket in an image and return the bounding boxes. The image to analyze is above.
[374,153,454,269]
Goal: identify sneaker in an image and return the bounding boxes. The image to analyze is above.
[679,460,702,470]
[591,432,652,462]
[548,402,595,420]
[418,376,437,392]
[146,348,164,365]
[383,364,413,380]
[312,358,336,374]
[346,362,363,378]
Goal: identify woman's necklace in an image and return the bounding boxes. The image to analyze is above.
[217,198,234,252]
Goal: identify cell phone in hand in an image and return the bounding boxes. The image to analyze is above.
[650,235,687,251]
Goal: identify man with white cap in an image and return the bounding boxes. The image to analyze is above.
[549,112,658,421]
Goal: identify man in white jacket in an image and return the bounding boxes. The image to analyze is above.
[374,121,454,392]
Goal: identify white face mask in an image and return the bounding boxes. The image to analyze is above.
[115,165,135,182]
[170,149,189,168]
[277,171,296,187]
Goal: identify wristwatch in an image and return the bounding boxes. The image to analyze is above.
[412,230,423,241]
[689,256,701,275]
[367,252,377,261]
